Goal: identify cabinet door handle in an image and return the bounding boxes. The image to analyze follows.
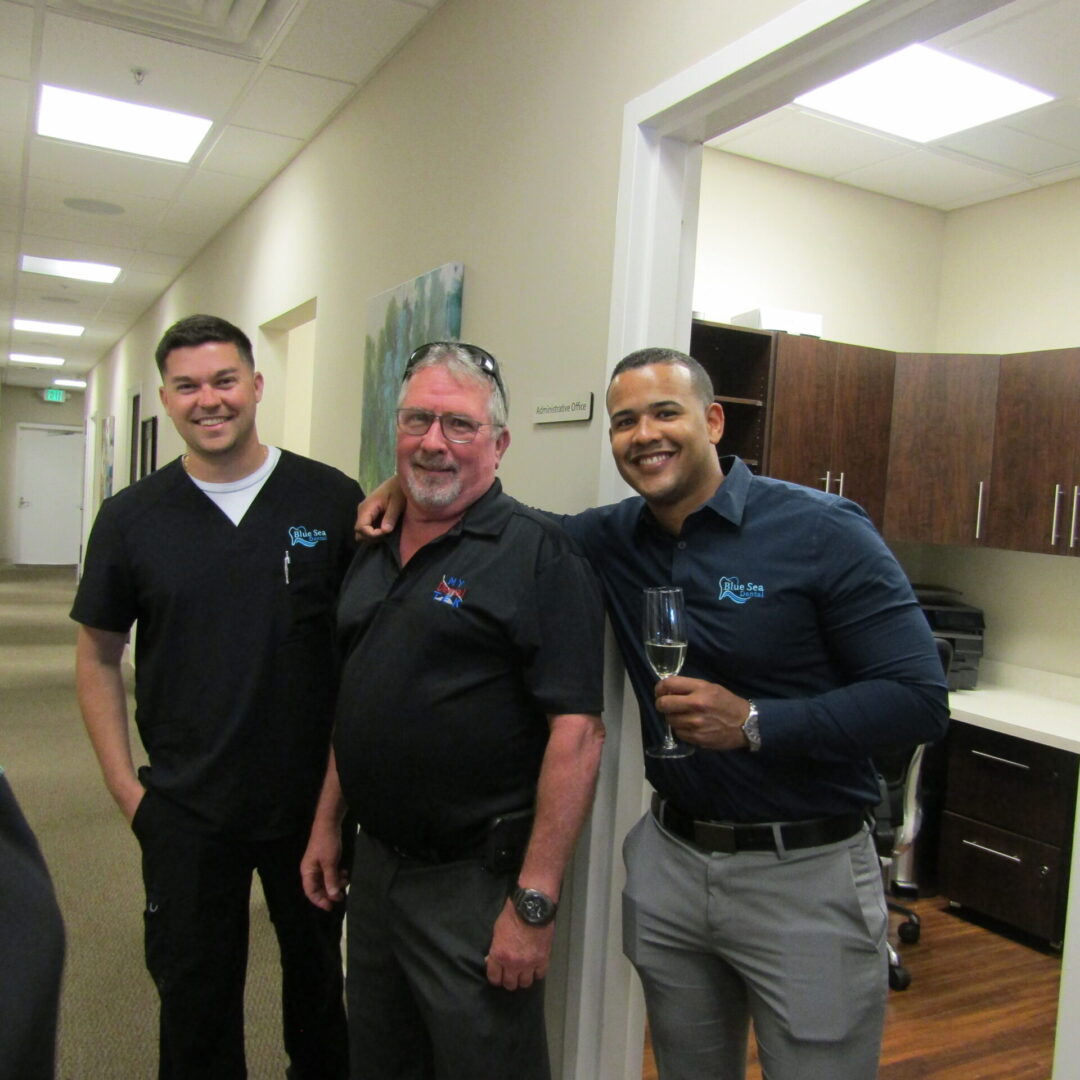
[962,838,1022,864]
[820,470,831,493]
[975,480,984,541]
[1071,486,1079,550]
[970,749,1030,770]
[1052,484,1064,545]
[836,471,844,498]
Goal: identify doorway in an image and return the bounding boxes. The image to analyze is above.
[14,423,85,565]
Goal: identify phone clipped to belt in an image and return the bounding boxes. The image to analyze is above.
[483,808,534,874]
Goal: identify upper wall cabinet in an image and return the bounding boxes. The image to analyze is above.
[884,353,1000,547]
[689,320,894,530]
[985,349,1080,556]
[768,335,895,529]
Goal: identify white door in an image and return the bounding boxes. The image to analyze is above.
[15,424,85,565]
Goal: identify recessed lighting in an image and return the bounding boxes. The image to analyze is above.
[14,318,85,336]
[794,44,1054,143]
[10,354,66,366]
[38,84,213,164]
[21,255,121,284]
[55,378,87,389]
[64,197,125,215]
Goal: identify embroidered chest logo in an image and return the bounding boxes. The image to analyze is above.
[718,576,765,604]
[433,575,468,608]
[288,526,328,548]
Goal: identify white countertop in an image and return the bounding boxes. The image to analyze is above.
[948,660,1080,753]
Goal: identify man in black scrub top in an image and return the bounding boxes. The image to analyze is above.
[301,342,606,1080]
[71,314,357,1080]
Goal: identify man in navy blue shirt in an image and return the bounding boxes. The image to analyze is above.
[358,346,949,1080]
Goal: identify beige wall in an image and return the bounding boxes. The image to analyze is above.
[693,149,946,351]
[1,386,85,563]
[84,0,798,521]
[693,150,1080,678]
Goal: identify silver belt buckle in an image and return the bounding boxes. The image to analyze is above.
[696,820,738,854]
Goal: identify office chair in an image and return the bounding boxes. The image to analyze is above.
[873,635,954,991]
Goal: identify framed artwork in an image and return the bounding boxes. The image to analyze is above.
[98,414,115,505]
[359,261,464,493]
[140,416,158,478]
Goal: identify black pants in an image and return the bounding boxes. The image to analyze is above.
[0,775,65,1080]
[132,790,348,1080]
[345,829,550,1080]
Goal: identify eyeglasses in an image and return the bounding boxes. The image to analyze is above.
[404,341,507,408]
[396,408,493,444]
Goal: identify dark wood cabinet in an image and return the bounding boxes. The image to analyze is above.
[688,320,775,472]
[883,352,1000,546]
[940,721,1077,944]
[984,348,1080,555]
[768,335,895,528]
[689,320,894,527]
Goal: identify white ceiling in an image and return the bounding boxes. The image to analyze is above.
[708,0,1080,216]
[1,0,442,390]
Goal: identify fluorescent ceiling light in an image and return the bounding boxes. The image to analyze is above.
[14,318,85,337]
[38,84,212,164]
[10,353,65,366]
[21,254,121,284]
[794,44,1054,143]
[55,378,87,388]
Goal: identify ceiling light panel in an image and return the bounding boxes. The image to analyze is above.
[13,318,85,336]
[21,254,121,283]
[10,354,66,366]
[795,45,1054,144]
[37,84,213,163]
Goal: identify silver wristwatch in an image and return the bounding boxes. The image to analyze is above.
[741,700,762,752]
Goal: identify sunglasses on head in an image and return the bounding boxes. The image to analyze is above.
[404,342,507,406]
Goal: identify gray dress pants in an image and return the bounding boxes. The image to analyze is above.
[623,810,888,1080]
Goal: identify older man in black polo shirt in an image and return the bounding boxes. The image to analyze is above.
[302,342,605,1080]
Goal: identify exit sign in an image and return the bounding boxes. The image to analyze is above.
[42,388,67,402]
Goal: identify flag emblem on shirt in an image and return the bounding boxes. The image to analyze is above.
[433,575,467,607]
[288,526,328,548]
[718,576,765,604]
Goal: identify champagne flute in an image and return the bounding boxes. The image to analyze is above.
[643,586,694,759]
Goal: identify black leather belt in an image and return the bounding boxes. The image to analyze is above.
[651,793,865,855]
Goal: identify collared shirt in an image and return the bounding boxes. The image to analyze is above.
[560,456,948,823]
[334,480,605,857]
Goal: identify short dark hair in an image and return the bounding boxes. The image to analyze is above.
[155,314,254,375]
[608,347,715,410]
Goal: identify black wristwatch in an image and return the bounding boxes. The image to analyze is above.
[511,885,558,927]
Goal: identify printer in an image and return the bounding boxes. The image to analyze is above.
[913,585,985,691]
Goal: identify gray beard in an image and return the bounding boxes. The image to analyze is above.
[403,466,462,509]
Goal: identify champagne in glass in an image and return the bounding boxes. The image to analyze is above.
[643,586,694,759]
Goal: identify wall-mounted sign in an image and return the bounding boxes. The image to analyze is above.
[532,393,593,425]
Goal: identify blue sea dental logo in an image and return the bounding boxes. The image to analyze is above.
[288,526,328,548]
[718,576,765,604]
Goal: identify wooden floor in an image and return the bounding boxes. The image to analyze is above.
[643,895,1061,1079]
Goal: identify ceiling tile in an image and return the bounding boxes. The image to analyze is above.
[1006,101,1080,152]
[19,228,135,265]
[0,75,29,132]
[0,128,24,174]
[40,12,258,116]
[0,1,35,80]
[231,66,354,139]
[711,106,911,180]
[937,0,1080,98]
[137,226,204,259]
[201,124,304,179]
[158,168,262,235]
[22,205,149,248]
[272,0,424,83]
[938,123,1080,176]
[838,149,1036,210]
[127,249,186,277]
[29,137,189,200]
